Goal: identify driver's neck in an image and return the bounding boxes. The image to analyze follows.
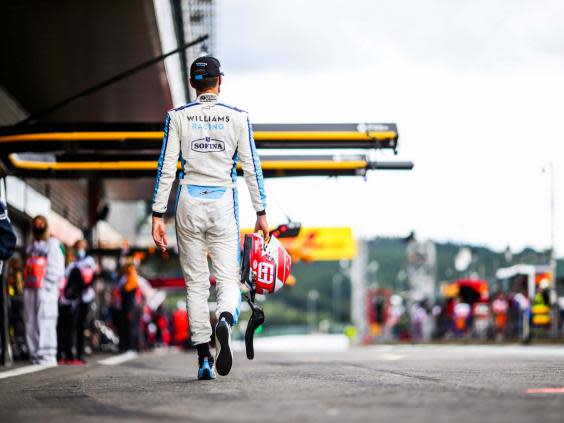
[196,88,219,96]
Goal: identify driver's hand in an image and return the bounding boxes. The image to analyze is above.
[255,215,269,240]
[152,216,168,252]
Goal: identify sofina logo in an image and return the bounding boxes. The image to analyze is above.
[191,137,225,152]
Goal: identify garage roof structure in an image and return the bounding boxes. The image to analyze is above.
[0,0,412,231]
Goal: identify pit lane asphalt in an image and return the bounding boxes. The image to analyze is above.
[1,344,563,423]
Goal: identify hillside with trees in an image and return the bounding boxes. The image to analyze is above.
[265,237,562,327]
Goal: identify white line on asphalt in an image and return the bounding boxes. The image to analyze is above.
[151,346,181,356]
[527,387,564,394]
[376,353,405,361]
[98,350,138,366]
[0,364,57,380]
[235,334,350,353]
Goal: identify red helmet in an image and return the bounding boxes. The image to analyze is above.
[241,233,292,295]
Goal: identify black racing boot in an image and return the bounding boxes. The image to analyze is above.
[215,313,233,376]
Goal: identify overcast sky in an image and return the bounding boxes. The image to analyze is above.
[214,0,564,254]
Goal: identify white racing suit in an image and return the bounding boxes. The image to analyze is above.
[152,93,266,345]
[24,237,65,364]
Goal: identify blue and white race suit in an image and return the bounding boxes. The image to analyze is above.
[152,93,266,345]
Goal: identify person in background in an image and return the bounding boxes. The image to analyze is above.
[0,201,17,363]
[57,247,78,363]
[513,289,530,338]
[145,303,171,348]
[58,239,96,364]
[0,201,16,259]
[75,239,96,362]
[558,295,564,335]
[7,256,28,359]
[532,280,551,328]
[23,215,65,365]
[110,277,125,351]
[453,299,471,337]
[491,293,509,341]
[410,300,431,341]
[117,262,147,351]
[171,300,190,349]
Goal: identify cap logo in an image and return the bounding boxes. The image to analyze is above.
[196,62,207,67]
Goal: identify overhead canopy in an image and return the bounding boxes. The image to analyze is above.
[0,121,398,149]
[0,1,413,235]
[0,122,406,178]
[0,2,408,183]
[1,152,411,179]
[0,0,173,124]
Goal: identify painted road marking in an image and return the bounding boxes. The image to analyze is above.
[0,364,57,380]
[527,387,564,394]
[244,334,350,353]
[376,353,405,361]
[98,350,138,366]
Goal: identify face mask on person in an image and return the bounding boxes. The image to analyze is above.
[77,249,86,259]
[32,225,46,238]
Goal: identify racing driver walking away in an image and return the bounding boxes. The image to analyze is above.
[151,56,268,380]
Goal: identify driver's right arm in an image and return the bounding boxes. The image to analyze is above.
[151,112,180,251]
[152,112,180,217]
